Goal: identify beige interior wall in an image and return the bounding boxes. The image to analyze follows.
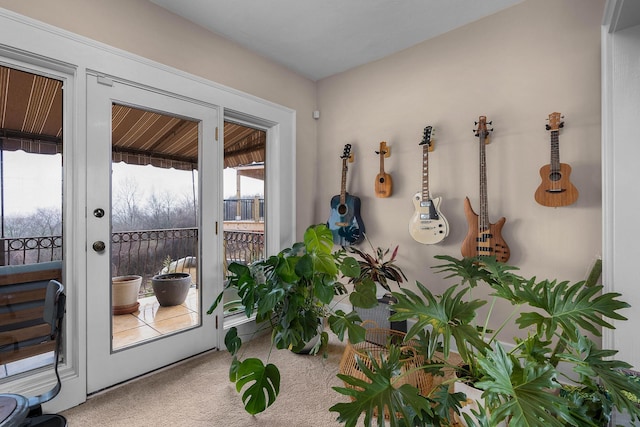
[1,0,609,341]
[316,0,605,340]
[0,0,318,236]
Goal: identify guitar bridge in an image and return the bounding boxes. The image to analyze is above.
[335,222,349,227]
[545,189,566,193]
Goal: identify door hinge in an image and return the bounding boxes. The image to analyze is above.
[215,221,218,235]
[215,126,219,141]
[215,315,219,329]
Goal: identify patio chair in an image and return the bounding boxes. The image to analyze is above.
[0,279,67,426]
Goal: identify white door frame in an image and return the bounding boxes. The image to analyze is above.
[0,8,296,412]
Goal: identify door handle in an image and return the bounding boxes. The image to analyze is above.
[92,241,106,252]
[93,208,105,218]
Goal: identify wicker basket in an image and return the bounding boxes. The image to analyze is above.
[338,322,459,419]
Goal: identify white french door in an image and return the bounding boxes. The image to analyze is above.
[86,74,221,392]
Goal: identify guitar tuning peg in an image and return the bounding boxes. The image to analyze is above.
[489,128,494,132]
[545,124,551,130]
[487,121,493,125]
[474,121,478,125]
[559,122,565,128]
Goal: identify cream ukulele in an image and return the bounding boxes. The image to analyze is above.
[328,144,365,245]
[534,112,578,207]
[374,141,392,198]
[461,116,510,262]
[409,126,449,244]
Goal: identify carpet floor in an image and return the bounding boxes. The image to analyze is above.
[61,331,348,426]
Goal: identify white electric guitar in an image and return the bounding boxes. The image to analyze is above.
[409,126,449,244]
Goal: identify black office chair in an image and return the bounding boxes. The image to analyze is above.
[0,280,67,427]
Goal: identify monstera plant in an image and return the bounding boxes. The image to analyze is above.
[208,224,380,415]
[331,255,640,427]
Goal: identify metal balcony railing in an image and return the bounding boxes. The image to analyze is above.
[0,227,265,296]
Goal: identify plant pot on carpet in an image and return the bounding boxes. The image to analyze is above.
[208,223,392,415]
[331,255,640,427]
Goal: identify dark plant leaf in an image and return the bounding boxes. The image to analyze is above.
[224,327,242,356]
[329,310,365,343]
[235,358,281,415]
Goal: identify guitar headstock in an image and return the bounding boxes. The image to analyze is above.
[546,112,564,131]
[474,116,493,139]
[341,144,352,160]
[419,126,433,147]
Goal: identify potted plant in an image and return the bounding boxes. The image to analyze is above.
[151,255,193,306]
[112,274,142,315]
[346,236,407,298]
[208,224,383,415]
[331,255,640,426]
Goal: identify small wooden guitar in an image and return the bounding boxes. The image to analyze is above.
[328,144,365,245]
[374,141,392,198]
[534,112,578,207]
[409,126,449,244]
[461,116,510,262]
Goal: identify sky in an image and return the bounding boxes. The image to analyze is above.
[2,150,264,216]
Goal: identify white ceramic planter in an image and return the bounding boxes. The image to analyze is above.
[112,275,142,315]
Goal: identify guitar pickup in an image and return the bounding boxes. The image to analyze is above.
[420,201,432,208]
[419,214,431,220]
[335,222,349,227]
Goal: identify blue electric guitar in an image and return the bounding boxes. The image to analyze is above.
[328,144,365,245]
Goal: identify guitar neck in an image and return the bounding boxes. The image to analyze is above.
[479,133,489,231]
[340,158,348,204]
[550,130,560,171]
[422,144,430,200]
[379,150,385,174]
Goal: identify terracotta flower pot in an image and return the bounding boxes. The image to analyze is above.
[112,275,142,315]
[151,272,192,306]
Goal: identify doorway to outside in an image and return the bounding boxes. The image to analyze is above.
[0,64,267,378]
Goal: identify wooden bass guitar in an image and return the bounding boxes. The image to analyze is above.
[409,126,449,244]
[534,112,578,207]
[461,116,510,262]
[374,141,392,198]
[328,144,365,245]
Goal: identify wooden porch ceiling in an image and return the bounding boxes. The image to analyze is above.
[0,65,265,170]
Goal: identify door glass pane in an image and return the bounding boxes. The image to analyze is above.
[0,65,63,376]
[111,103,200,351]
[222,121,265,317]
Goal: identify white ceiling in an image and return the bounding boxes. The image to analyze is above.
[150,0,524,81]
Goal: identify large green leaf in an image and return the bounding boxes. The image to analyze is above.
[515,279,630,341]
[235,358,281,415]
[474,344,569,426]
[349,278,378,309]
[390,282,488,361]
[562,335,640,422]
[328,309,365,343]
[340,255,361,278]
[330,346,435,427]
[304,223,334,255]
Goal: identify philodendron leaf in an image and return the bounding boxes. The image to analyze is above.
[331,346,434,427]
[329,310,365,343]
[474,343,568,426]
[235,358,281,415]
[224,327,242,355]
